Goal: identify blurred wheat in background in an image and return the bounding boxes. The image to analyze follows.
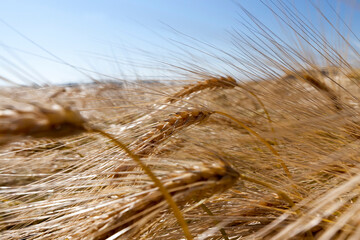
[1,0,360,239]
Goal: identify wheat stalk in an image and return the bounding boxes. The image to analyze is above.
[74,161,239,240]
[88,127,194,239]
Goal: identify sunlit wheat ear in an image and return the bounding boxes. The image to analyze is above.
[134,109,213,156]
[80,162,239,240]
[166,76,237,103]
[301,73,342,110]
[165,75,277,137]
[0,103,85,136]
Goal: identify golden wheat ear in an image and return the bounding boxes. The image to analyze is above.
[81,162,239,240]
[166,76,237,103]
[109,108,213,177]
[302,74,342,110]
[283,69,343,111]
[133,108,213,156]
[0,103,85,138]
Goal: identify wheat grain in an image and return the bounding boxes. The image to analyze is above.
[133,108,213,156]
[166,76,237,103]
[302,74,342,110]
[283,69,343,110]
[0,103,85,136]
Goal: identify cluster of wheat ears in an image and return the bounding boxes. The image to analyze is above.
[1,1,360,239]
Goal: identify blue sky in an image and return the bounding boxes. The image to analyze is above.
[0,0,359,85]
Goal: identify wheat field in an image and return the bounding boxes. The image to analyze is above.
[1,1,360,239]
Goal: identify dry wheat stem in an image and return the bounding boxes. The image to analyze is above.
[97,162,238,239]
[71,152,239,239]
[88,126,194,240]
